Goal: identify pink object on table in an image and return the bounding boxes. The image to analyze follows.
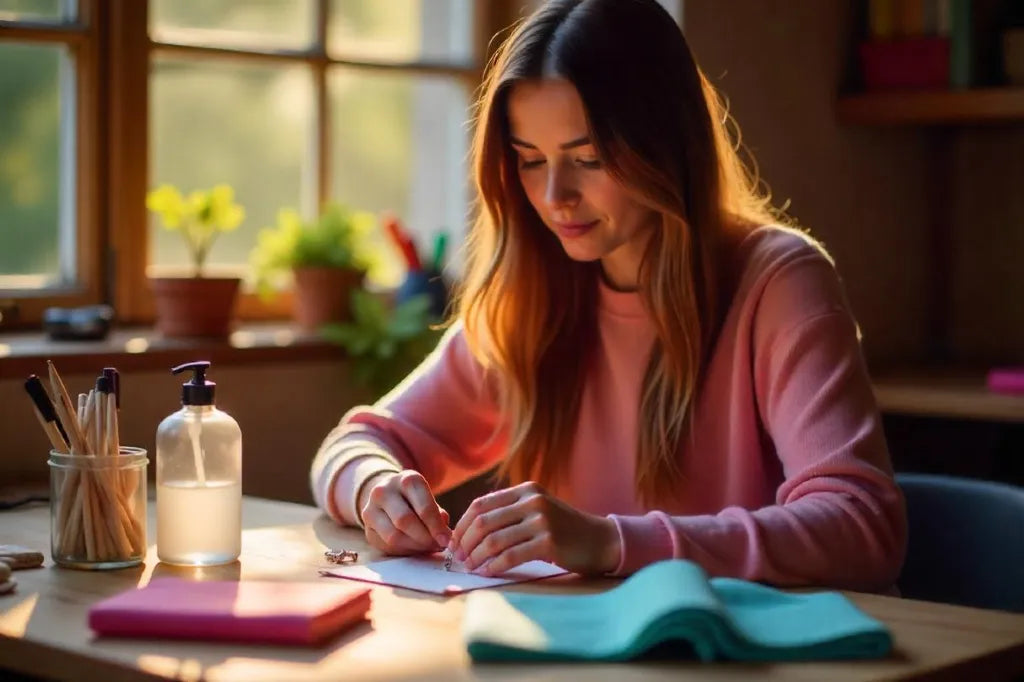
[88,578,371,646]
[986,367,1024,394]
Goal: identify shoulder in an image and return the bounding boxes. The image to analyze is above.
[731,225,854,346]
[735,224,835,280]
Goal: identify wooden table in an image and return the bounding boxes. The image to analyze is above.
[2,496,1024,681]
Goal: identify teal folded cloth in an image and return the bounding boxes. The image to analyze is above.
[463,559,892,662]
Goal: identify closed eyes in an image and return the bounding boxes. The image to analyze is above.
[517,157,602,170]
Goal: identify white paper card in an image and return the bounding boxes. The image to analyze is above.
[320,553,568,595]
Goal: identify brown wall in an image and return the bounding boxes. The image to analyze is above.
[683,0,932,365]
[684,1,1024,368]
[950,128,1024,364]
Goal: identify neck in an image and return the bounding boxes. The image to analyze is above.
[599,266,638,292]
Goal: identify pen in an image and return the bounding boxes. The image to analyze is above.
[24,374,69,453]
[383,214,422,272]
[431,231,448,272]
[103,367,120,410]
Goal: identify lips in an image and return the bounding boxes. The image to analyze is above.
[552,219,598,239]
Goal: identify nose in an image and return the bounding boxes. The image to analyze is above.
[544,163,580,211]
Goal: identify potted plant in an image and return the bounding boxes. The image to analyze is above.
[146,184,245,338]
[250,202,378,331]
[321,289,443,398]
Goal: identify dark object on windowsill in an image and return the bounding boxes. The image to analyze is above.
[43,305,114,341]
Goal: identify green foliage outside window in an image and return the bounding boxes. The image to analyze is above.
[0,43,60,277]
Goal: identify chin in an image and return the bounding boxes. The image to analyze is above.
[559,242,605,263]
[549,231,605,263]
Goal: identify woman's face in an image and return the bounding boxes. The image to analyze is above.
[507,78,657,290]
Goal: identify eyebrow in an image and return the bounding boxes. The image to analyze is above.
[509,135,592,150]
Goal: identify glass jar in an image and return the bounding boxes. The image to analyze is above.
[48,447,148,570]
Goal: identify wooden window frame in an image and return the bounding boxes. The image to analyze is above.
[0,0,104,329]
[110,0,520,325]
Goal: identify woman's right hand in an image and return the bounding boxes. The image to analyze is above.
[358,470,452,555]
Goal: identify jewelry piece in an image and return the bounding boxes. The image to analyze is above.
[442,548,454,572]
[324,549,359,564]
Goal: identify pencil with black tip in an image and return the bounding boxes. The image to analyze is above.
[24,375,70,453]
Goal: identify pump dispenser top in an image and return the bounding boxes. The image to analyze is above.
[172,361,215,406]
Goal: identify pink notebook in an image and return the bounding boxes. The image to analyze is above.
[88,578,371,646]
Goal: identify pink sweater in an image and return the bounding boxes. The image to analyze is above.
[311,226,907,591]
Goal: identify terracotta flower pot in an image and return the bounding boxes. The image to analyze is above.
[150,277,241,338]
[292,266,363,331]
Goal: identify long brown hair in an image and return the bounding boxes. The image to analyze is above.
[458,0,787,505]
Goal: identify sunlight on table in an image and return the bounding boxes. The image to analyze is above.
[0,592,39,638]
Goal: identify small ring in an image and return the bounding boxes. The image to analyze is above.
[327,548,364,561]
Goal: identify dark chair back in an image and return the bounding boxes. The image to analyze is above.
[896,472,1024,612]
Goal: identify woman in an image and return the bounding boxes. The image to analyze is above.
[311,0,906,591]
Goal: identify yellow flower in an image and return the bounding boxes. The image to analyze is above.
[145,184,185,229]
[145,183,247,275]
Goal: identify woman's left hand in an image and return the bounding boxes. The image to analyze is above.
[447,481,621,576]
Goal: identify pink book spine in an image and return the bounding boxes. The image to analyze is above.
[986,367,1024,394]
[88,610,315,645]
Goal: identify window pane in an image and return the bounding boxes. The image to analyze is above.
[328,0,474,65]
[150,57,315,278]
[0,0,75,23]
[0,42,73,288]
[150,0,315,52]
[329,68,469,282]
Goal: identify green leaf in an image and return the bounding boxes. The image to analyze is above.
[348,331,374,356]
[249,201,379,287]
[320,285,446,398]
[376,338,397,358]
[319,322,357,347]
[351,289,387,329]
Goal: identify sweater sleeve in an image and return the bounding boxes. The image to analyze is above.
[310,322,507,525]
[609,246,907,592]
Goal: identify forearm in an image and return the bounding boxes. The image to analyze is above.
[608,484,905,591]
[310,427,402,525]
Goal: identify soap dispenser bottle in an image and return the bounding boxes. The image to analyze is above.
[156,360,242,566]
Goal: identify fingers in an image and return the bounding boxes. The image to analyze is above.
[361,471,449,554]
[378,487,435,548]
[450,486,527,554]
[478,535,551,576]
[458,501,531,564]
[362,508,424,555]
[398,472,451,546]
[363,509,450,556]
[463,515,540,571]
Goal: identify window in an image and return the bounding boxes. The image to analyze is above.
[0,0,102,328]
[0,0,516,329]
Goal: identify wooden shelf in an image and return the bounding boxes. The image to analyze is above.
[872,368,1024,423]
[837,87,1024,126]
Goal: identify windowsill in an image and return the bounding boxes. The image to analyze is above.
[0,322,344,378]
